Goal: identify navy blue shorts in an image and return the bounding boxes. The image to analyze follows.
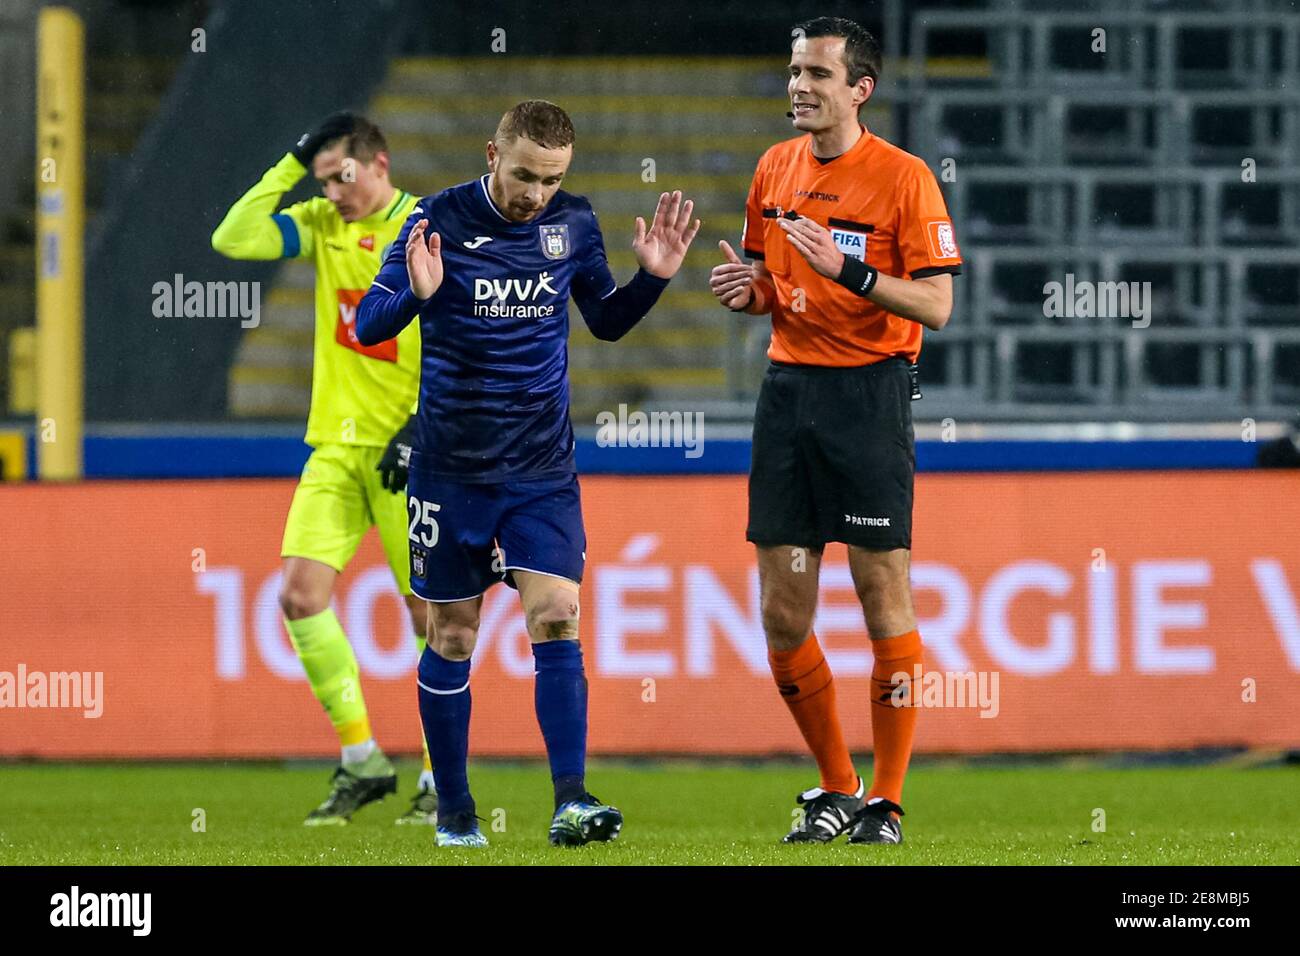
[406,469,587,602]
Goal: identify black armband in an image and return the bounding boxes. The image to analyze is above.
[835,256,879,297]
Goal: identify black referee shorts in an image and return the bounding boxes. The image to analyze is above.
[746,357,915,551]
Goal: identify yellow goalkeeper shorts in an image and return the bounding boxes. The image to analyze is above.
[281,442,412,595]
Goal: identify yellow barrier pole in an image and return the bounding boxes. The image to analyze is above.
[35,7,85,480]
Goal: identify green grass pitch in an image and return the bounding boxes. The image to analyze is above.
[1,759,1297,865]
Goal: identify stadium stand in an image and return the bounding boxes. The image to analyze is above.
[2,0,1295,428]
[0,0,186,416]
[906,3,1300,420]
[226,0,1300,426]
[226,58,879,422]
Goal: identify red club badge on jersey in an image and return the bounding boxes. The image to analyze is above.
[336,289,397,361]
[358,234,375,251]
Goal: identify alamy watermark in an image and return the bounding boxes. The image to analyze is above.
[0,665,103,718]
[595,404,704,459]
[152,274,260,328]
[1043,274,1151,329]
[50,886,150,935]
[887,666,1000,718]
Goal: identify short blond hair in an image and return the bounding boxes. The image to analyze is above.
[494,100,575,149]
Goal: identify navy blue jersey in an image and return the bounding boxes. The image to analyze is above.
[358,175,661,482]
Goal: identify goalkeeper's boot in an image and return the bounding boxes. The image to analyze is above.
[395,785,438,826]
[303,750,398,826]
[847,797,905,845]
[435,808,489,848]
[548,793,623,846]
[782,777,865,843]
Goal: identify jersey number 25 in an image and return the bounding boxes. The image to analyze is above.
[407,496,440,548]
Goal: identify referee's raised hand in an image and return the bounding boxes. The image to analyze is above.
[711,241,755,310]
[778,216,845,279]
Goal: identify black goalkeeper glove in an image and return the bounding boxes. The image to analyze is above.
[291,111,358,167]
[377,415,417,493]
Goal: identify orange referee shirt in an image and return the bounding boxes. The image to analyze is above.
[741,125,961,366]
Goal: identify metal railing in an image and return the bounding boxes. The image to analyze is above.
[846,4,1300,422]
[910,9,1300,95]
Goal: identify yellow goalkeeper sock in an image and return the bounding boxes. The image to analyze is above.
[285,608,372,752]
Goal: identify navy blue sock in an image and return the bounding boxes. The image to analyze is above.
[417,646,474,822]
[532,639,588,807]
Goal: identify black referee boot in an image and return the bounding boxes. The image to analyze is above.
[847,797,905,844]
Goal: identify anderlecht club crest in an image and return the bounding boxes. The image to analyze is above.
[539,224,570,261]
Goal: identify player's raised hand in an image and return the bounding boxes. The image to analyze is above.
[779,216,844,279]
[633,190,701,280]
[406,219,443,300]
[711,240,756,310]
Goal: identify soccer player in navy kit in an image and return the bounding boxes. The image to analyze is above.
[356,100,700,847]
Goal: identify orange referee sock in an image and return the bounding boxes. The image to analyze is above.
[768,631,859,795]
[868,628,924,807]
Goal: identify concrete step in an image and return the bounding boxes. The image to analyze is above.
[392,140,779,180]
[265,287,315,308]
[381,54,979,97]
[571,343,727,371]
[592,304,742,329]
[276,261,316,290]
[569,365,725,390]
[594,211,742,235]
[604,250,740,274]
[389,131,780,156]
[88,55,180,94]
[0,244,33,284]
[384,57,791,97]
[571,323,727,348]
[229,364,312,388]
[84,91,163,133]
[250,305,315,332]
[231,325,315,370]
[228,371,312,419]
[230,327,728,360]
[373,94,799,138]
[230,363,732,416]
[0,284,35,315]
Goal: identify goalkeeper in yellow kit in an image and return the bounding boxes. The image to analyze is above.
[212,113,435,825]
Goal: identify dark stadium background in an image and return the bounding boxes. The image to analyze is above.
[3,0,1297,438]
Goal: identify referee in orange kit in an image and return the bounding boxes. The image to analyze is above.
[710,16,962,845]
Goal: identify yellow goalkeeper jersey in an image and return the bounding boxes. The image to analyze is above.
[212,153,421,447]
